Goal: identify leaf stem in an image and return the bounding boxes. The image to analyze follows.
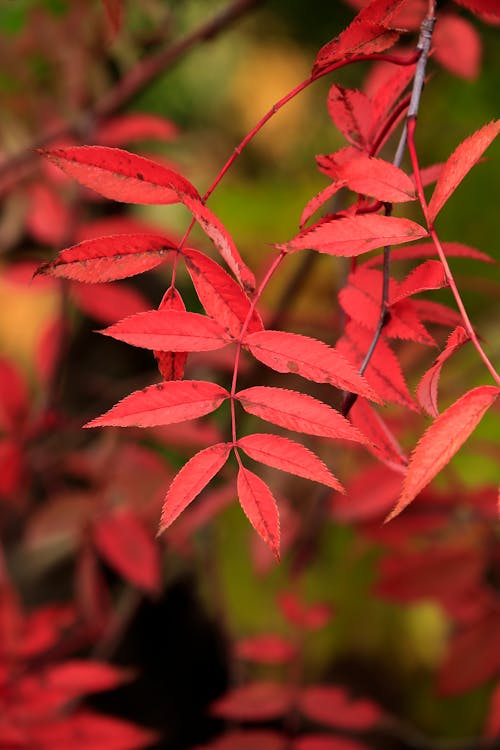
[229,250,286,443]
[406,117,500,387]
[342,8,436,417]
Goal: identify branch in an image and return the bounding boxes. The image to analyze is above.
[0,0,264,193]
[342,8,436,418]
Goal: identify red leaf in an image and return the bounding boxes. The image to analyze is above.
[278,592,332,630]
[85,380,229,428]
[238,466,280,558]
[390,260,448,304]
[236,386,369,444]
[363,241,494,267]
[76,215,176,242]
[453,0,500,21]
[300,182,345,228]
[338,155,417,202]
[71,282,150,324]
[337,324,417,410]
[96,114,178,145]
[339,269,435,346]
[299,685,382,730]
[387,386,500,520]
[433,14,481,80]
[184,248,262,339]
[154,288,188,381]
[485,682,500,738]
[283,215,427,256]
[238,434,343,491]
[99,309,233,351]
[438,610,500,695]
[313,24,399,76]
[93,509,160,593]
[36,710,157,750]
[348,398,408,470]
[38,145,199,205]
[293,735,370,750]
[159,443,230,530]
[237,634,296,664]
[376,543,484,608]
[26,183,72,246]
[369,63,416,134]
[327,85,373,149]
[244,330,381,401]
[101,0,122,35]
[181,196,255,292]
[428,121,500,223]
[211,682,291,721]
[45,660,131,695]
[332,464,403,522]
[416,326,470,417]
[412,299,463,328]
[37,234,173,282]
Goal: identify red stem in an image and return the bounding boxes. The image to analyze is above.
[406,116,500,387]
[230,250,286,446]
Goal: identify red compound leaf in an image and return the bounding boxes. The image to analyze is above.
[238,433,343,491]
[159,443,231,531]
[85,380,229,429]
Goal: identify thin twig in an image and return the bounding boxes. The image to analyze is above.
[0,0,264,193]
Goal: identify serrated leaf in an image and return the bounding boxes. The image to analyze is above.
[93,509,160,593]
[99,309,233,351]
[38,145,199,205]
[390,260,448,304]
[416,326,470,417]
[349,398,408,470]
[313,24,399,76]
[184,248,262,339]
[154,288,188,381]
[244,329,381,401]
[35,710,158,750]
[85,380,228,428]
[181,196,255,292]
[283,214,427,256]
[238,466,280,558]
[238,433,343,491]
[337,324,417,410]
[300,182,345,228]
[428,121,500,223]
[327,85,373,149]
[37,234,173,282]
[362,241,494,267]
[338,155,417,202]
[159,443,230,530]
[387,386,500,520]
[236,386,369,444]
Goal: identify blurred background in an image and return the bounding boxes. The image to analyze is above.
[0,1,499,749]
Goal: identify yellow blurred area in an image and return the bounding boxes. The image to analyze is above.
[228,42,312,158]
[0,270,59,376]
